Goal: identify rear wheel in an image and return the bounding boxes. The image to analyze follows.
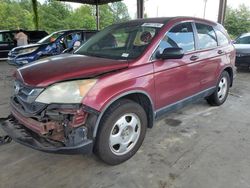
[95,99,147,165]
[206,71,230,106]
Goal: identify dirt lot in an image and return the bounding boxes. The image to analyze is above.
[0,62,250,188]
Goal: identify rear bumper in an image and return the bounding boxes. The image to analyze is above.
[0,116,93,154]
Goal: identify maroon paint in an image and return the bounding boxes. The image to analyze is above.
[14,17,236,114]
[17,54,128,87]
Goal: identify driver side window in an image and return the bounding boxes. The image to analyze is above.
[153,22,195,58]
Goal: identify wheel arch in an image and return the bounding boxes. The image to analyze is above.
[93,90,155,138]
[223,66,234,87]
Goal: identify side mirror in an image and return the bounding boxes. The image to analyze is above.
[156,47,184,60]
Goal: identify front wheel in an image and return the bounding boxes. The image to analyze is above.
[206,71,230,106]
[95,99,147,165]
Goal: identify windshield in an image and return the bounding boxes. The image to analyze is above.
[38,32,64,44]
[235,35,250,44]
[74,23,163,60]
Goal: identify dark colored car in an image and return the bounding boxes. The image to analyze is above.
[0,17,236,165]
[233,33,250,68]
[8,29,98,66]
[0,30,48,60]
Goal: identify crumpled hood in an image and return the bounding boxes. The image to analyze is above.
[12,43,45,51]
[16,53,128,87]
[234,44,250,54]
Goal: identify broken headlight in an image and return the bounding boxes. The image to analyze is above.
[35,79,97,104]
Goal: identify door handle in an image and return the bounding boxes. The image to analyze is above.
[190,55,199,61]
[217,50,224,54]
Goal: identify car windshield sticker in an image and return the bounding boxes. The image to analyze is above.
[142,23,164,28]
[121,53,129,57]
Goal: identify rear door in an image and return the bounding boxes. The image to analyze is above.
[152,22,202,110]
[214,27,234,68]
[0,32,16,59]
[194,23,222,90]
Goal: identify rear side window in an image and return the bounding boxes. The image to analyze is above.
[215,29,229,46]
[235,35,250,44]
[156,22,195,54]
[0,32,14,43]
[195,23,217,49]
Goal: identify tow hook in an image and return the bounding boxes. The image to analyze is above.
[0,116,12,145]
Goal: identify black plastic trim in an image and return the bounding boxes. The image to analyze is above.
[0,116,93,155]
[155,87,216,120]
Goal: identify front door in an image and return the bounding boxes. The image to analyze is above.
[152,22,202,111]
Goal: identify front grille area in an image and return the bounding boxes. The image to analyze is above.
[8,50,18,58]
[13,81,47,116]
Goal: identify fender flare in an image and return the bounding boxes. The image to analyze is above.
[92,90,155,138]
[219,65,235,86]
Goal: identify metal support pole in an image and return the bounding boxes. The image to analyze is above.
[96,1,100,30]
[218,0,227,25]
[203,0,208,18]
[137,0,144,18]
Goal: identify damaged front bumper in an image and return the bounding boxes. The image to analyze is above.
[0,96,100,154]
[0,116,93,154]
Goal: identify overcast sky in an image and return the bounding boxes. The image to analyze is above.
[38,0,250,22]
[124,0,250,21]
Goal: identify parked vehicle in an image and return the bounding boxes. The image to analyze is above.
[8,29,98,66]
[0,17,236,165]
[0,30,48,60]
[233,33,250,68]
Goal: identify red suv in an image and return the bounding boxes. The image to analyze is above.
[1,17,236,165]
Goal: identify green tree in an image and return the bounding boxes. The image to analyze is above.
[0,0,33,30]
[31,0,39,30]
[110,2,130,23]
[66,5,96,30]
[99,2,130,29]
[225,5,250,37]
[0,0,131,32]
[99,4,114,29]
[38,1,71,33]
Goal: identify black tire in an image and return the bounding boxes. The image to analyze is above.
[95,99,147,165]
[206,71,230,106]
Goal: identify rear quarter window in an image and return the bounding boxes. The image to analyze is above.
[0,32,14,43]
[195,23,217,50]
[215,29,229,46]
[0,34,3,42]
